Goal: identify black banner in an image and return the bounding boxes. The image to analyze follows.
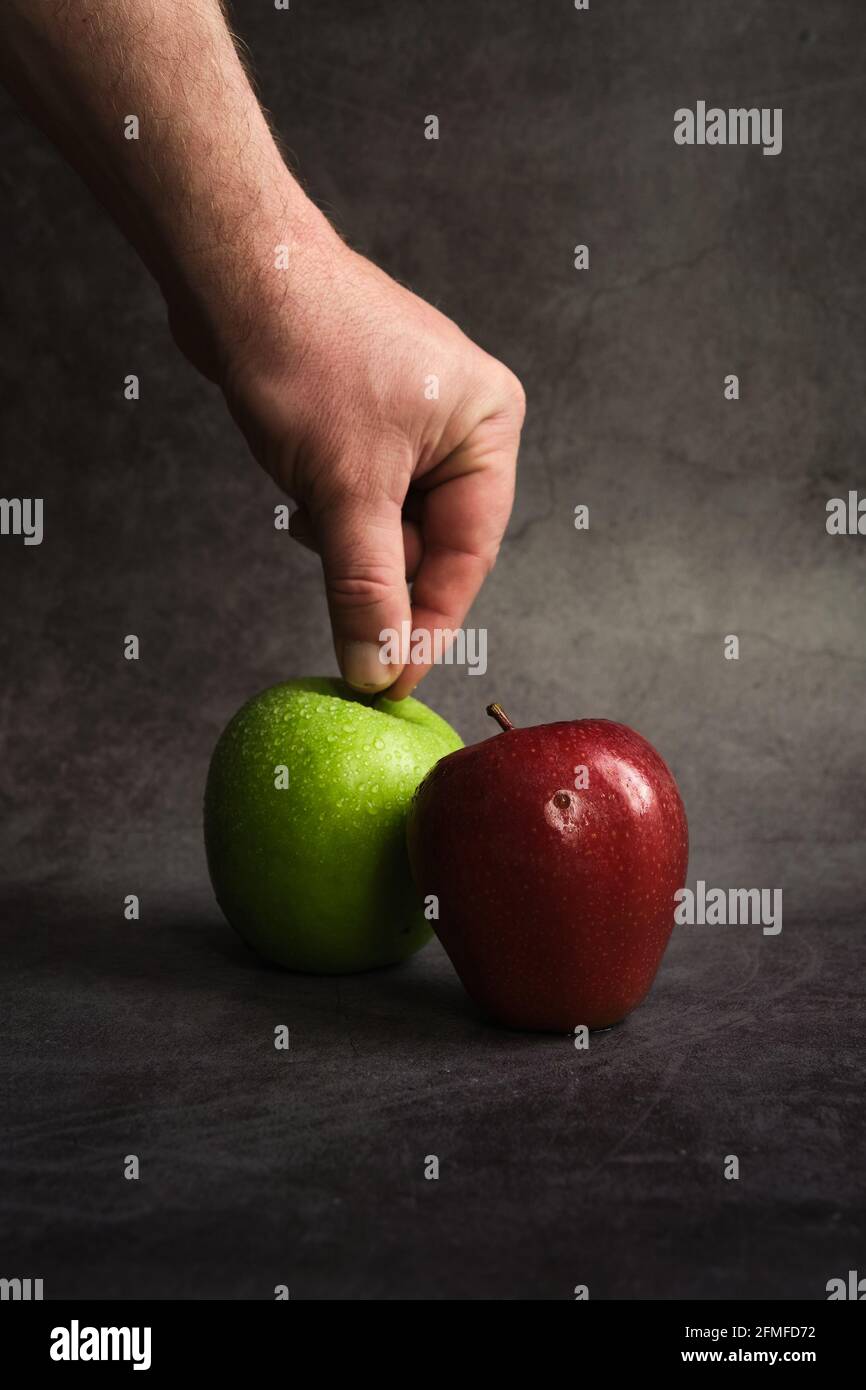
[1,1301,860,1376]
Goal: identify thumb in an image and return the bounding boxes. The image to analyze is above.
[313,494,411,693]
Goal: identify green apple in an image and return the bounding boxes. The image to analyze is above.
[204,677,462,973]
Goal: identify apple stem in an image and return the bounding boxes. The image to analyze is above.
[486,703,515,732]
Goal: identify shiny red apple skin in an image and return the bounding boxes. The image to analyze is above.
[407,717,688,1032]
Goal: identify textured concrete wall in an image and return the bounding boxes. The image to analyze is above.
[2,0,863,914]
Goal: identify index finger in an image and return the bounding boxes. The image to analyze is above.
[387,413,519,700]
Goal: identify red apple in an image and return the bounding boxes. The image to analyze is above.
[407,704,688,1031]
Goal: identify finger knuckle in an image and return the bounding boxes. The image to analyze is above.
[327,567,396,611]
[480,542,500,577]
[504,370,526,421]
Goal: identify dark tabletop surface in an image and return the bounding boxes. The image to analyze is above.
[1,873,862,1300]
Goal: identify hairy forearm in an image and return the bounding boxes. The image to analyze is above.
[0,0,338,373]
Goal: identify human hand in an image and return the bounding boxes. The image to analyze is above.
[0,0,524,700]
[213,237,525,699]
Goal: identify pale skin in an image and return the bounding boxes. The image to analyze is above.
[0,0,525,699]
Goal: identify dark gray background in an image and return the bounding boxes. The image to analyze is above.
[1,0,863,1299]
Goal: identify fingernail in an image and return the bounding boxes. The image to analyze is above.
[339,640,397,692]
